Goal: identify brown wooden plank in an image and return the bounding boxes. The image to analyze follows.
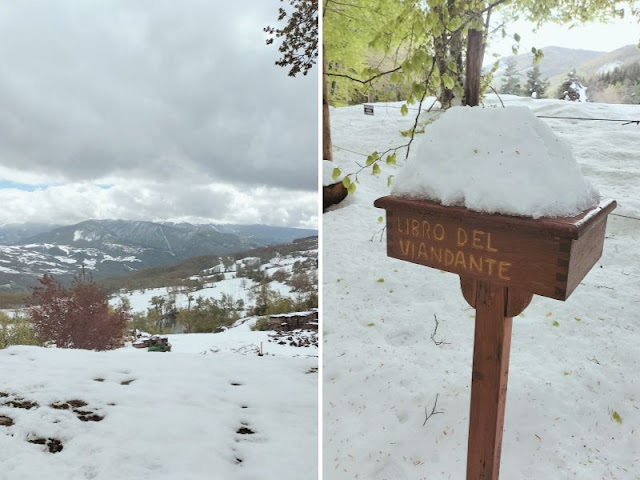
[467,281,513,480]
[382,207,569,299]
[566,218,608,297]
[375,196,615,300]
[374,196,616,240]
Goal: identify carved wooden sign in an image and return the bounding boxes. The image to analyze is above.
[374,196,616,300]
[374,194,616,480]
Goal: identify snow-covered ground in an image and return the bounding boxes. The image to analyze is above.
[167,317,318,357]
[0,321,317,480]
[113,252,317,315]
[323,96,639,479]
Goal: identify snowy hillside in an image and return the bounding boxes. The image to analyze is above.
[0,241,318,479]
[0,220,317,293]
[0,323,317,480]
[323,96,639,479]
[112,246,318,318]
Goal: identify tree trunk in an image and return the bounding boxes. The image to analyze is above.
[323,45,333,161]
[464,28,484,107]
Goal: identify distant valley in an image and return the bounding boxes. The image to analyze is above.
[0,219,316,294]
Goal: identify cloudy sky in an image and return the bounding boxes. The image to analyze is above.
[0,0,318,229]
[487,13,639,58]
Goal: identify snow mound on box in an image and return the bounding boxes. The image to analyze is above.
[392,106,599,218]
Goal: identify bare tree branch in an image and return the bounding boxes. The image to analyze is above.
[370,225,387,242]
[489,86,505,107]
[423,394,444,426]
[431,314,451,346]
[404,57,438,160]
[326,66,403,85]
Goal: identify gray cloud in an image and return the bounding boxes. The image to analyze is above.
[0,0,317,227]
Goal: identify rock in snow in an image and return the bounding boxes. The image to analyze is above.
[392,106,599,218]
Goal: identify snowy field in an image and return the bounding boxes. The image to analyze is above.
[113,252,317,314]
[323,96,639,479]
[0,321,317,480]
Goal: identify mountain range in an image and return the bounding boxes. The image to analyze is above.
[491,44,640,100]
[0,220,316,292]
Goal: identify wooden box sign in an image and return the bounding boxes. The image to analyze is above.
[375,194,616,480]
[374,196,617,300]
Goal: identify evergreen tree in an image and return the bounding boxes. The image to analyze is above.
[558,70,588,102]
[524,63,549,99]
[499,60,522,95]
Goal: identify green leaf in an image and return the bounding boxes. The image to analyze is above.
[377,216,383,223]
[553,321,560,327]
[512,46,518,56]
[331,167,341,181]
[372,163,381,175]
[365,155,374,166]
[386,153,396,166]
[612,411,622,424]
[376,278,384,283]
[574,317,582,322]
[342,176,351,188]
[442,75,454,90]
[367,322,375,327]
[400,104,408,116]
[514,33,521,42]
[347,182,356,195]
[387,175,394,187]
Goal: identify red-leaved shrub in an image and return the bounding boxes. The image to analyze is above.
[30,273,130,351]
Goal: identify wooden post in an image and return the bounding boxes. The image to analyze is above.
[322,45,333,161]
[461,279,531,479]
[464,29,484,107]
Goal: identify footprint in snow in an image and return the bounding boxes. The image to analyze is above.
[236,422,255,435]
[50,399,104,422]
[27,435,64,453]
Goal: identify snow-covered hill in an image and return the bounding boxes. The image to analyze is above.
[324,96,639,479]
[1,241,318,479]
[112,243,318,318]
[0,220,317,292]
[0,234,318,478]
